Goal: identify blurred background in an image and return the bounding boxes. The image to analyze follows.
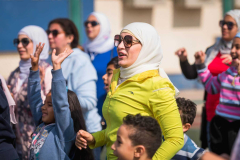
[0,0,238,148]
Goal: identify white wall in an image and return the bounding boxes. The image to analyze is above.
[95,0,223,74]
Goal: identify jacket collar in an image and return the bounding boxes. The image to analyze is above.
[110,69,159,93]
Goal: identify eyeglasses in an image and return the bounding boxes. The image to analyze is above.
[84,21,99,27]
[13,38,31,47]
[114,35,141,48]
[219,20,237,30]
[46,29,62,37]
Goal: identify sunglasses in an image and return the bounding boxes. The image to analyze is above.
[114,35,141,48]
[46,29,62,37]
[13,38,31,47]
[84,21,99,27]
[219,20,237,30]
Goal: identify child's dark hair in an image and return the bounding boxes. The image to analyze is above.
[107,56,120,69]
[176,97,197,125]
[67,90,94,160]
[123,114,162,159]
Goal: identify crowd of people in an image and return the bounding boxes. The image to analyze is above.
[1,9,240,160]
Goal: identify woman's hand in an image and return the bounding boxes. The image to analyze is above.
[51,48,73,70]
[194,51,205,64]
[175,48,188,62]
[30,43,45,71]
[75,130,95,150]
[221,54,232,64]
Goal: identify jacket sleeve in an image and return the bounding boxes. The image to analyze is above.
[51,69,75,142]
[28,69,44,126]
[180,60,198,79]
[196,63,221,94]
[149,79,184,160]
[71,55,98,113]
[88,129,107,149]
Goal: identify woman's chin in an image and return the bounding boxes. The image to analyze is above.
[20,56,30,61]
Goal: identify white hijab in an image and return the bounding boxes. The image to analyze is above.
[84,12,114,54]
[18,25,49,84]
[120,22,179,96]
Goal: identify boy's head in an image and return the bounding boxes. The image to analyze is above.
[231,33,240,62]
[111,114,162,160]
[102,56,120,93]
[176,97,197,133]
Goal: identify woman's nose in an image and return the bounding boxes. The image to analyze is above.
[102,74,107,80]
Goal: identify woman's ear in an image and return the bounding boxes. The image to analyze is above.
[134,145,145,158]
[67,34,74,44]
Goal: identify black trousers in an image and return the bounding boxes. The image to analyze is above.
[210,115,240,155]
[200,106,208,149]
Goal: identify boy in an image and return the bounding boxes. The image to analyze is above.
[172,97,205,160]
[111,114,162,160]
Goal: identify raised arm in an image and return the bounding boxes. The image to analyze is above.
[28,43,45,125]
[195,51,221,94]
[51,48,75,141]
[149,79,184,160]
[175,48,198,79]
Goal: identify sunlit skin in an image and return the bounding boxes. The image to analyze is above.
[222,15,238,42]
[41,92,55,124]
[48,23,73,54]
[102,64,115,93]
[85,15,100,40]
[17,34,33,61]
[111,125,150,160]
[117,33,142,68]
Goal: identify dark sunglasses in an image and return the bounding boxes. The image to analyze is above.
[114,35,140,48]
[13,38,31,47]
[84,21,99,27]
[219,20,237,30]
[46,29,61,37]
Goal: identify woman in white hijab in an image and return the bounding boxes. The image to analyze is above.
[7,25,52,160]
[83,12,118,120]
[76,22,184,160]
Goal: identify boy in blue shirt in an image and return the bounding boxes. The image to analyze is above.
[172,97,205,160]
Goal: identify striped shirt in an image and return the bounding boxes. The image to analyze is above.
[197,64,240,120]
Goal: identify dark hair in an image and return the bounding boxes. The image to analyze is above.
[123,114,162,159]
[48,18,80,49]
[67,90,94,160]
[107,56,120,69]
[176,97,197,125]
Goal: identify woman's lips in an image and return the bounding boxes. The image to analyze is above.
[42,113,48,117]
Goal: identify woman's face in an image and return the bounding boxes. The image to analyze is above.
[221,15,238,42]
[41,92,55,124]
[48,23,73,50]
[17,34,33,60]
[102,64,115,93]
[117,32,142,68]
[85,15,100,40]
